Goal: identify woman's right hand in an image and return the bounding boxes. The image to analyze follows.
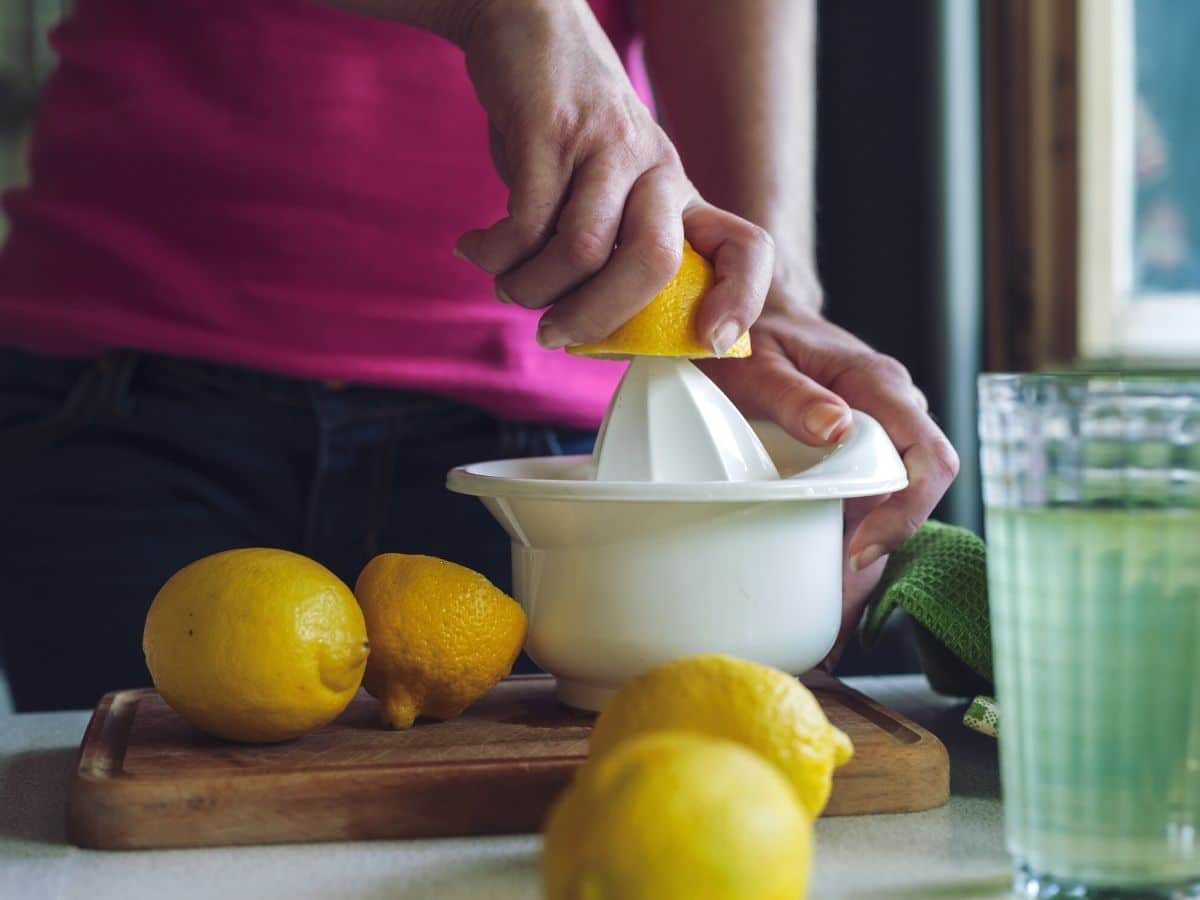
[450,0,774,355]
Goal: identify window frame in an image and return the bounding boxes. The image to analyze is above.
[982,0,1079,372]
[1078,0,1200,361]
[985,0,1200,372]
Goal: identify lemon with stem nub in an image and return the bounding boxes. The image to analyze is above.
[354,553,527,729]
[589,653,854,817]
[143,548,369,744]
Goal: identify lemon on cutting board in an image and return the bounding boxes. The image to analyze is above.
[354,553,527,729]
[589,653,854,818]
[566,239,751,359]
[143,548,369,744]
[542,730,812,900]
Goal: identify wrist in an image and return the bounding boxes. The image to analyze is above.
[321,0,498,45]
[426,0,496,47]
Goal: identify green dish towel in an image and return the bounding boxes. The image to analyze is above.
[963,695,999,737]
[861,520,996,713]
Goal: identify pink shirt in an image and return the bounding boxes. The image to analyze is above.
[0,0,649,428]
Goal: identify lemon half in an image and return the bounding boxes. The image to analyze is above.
[567,240,751,359]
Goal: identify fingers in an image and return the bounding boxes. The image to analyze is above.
[701,344,853,446]
[455,138,569,274]
[848,440,959,571]
[535,165,685,349]
[504,191,773,350]
[494,153,635,307]
[819,547,889,673]
[684,203,774,354]
[838,357,959,568]
[454,139,770,348]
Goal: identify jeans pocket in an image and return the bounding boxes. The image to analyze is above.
[542,425,596,457]
[507,424,596,458]
[0,349,118,461]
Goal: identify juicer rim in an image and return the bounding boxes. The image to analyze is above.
[445,459,908,503]
[446,409,909,502]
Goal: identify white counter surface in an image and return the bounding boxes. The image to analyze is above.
[0,676,1012,900]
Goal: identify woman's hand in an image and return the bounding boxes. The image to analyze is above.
[452,0,773,353]
[699,277,960,665]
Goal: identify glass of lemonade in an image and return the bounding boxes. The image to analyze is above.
[979,373,1200,898]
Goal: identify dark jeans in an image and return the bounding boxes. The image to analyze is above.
[0,348,594,712]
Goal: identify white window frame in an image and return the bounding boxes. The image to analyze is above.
[1079,0,1200,360]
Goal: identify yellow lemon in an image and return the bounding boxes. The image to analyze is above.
[589,654,853,817]
[354,553,527,729]
[143,548,369,744]
[567,240,751,359]
[543,730,811,900]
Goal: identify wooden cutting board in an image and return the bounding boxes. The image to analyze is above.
[67,673,948,850]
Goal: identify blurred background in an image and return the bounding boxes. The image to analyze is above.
[814,0,1200,672]
[1,0,1198,707]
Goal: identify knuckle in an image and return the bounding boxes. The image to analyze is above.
[867,353,913,385]
[745,222,775,254]
[902,511,926,539]
[567,307,615,345]
[648,128,682,167]
[630,235,682,284]
[929,438,961,481]
[562,227,612,272]
[545,107,583,157]
[497,282,542,310]
[605,120,642,163]
[770,375,806,411]
[509,215,551,247]
[765,372,813,425]
[606,104,667,162]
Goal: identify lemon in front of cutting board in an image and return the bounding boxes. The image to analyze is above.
[542,730,812,900]
[566,240,752,359]
[143,548,369,743]
[589,654,853,817]
[354,553,527,729]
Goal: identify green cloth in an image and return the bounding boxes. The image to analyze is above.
[860,521,993,698]
[963,695,999,737]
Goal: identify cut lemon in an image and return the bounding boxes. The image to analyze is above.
[567,241,751,359]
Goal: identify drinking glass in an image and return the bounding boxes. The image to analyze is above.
[979,373,1200,898]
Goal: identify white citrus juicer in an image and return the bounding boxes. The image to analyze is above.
[447,356,906,710]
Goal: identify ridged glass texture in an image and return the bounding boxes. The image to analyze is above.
[980,373,1200,898]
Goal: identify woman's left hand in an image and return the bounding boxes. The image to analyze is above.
[698,275,959,667]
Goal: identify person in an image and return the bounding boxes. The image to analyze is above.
[0,0,958,712]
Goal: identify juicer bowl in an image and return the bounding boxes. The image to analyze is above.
[447,413,907,710]
[482,494,842,712]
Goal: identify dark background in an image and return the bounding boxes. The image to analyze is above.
[816,0,938,675]
[818,0,937,392]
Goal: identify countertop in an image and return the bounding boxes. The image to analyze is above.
[0,676,1012,900]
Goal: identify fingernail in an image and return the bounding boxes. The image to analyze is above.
[850,544,887,573]
[537,320,570,350]
[495,283,513,304]
[711,321,742,356]
[803,403,851,443]
[454,240,495,272]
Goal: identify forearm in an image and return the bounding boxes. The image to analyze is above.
[316,0,489,45]
[639,0,818,307]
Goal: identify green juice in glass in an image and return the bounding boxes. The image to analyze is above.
[987,506,1200,888]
